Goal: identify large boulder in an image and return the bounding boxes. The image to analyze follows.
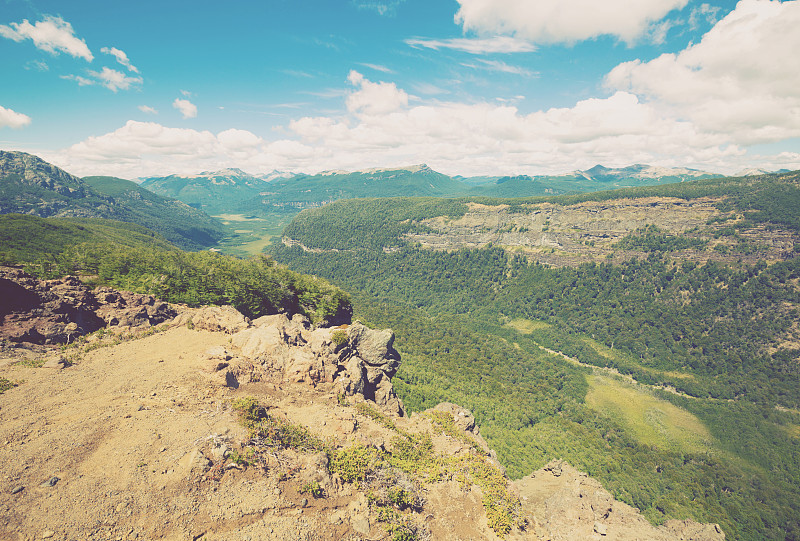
[172,305,250,334]
[230,317,405,416]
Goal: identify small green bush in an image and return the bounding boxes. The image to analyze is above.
[329,445,382,483]
[331,329,348,346]
[300,481,324,498]
[0,378,16,394]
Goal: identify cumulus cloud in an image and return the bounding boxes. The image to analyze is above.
[48,57,800,179]
[405,36,536,54]
[0,15,92,60]
[0,105,31,129]
[606,0,800,144]
[101,47,139,73]
[345,70,409,116]
[453,0,688,44]
[173,98,198,119]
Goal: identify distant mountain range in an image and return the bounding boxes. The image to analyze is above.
[0,151,224,250]
[140,168,270,214]
[140,163,726,215]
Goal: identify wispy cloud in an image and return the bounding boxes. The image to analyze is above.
[282,69,315,78]
[462,59,536,76]
[405,36,536,54]
[352,0,405,16]
[412,82,451,96]
[101,46,139,73]
[0,15,93,61]
[173,98,197,119]
[25,60,49,71]
[358,63,394,73]
[89,67,142,91]
[62,67,143,92]
[60,73,94,86]
[138,105,158,115]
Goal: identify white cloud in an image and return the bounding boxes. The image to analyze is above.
[462,59,535,76]
[0,105,31,129]
[61,67,143,92]
[405,36,536,54]
[138,105,158,115]
[353,0,405,16]
[0,15,92,61]
[689,3,721,29]
[345,71,409,116]
[88,67,142,92]
[606,0,800,144]
[173,98,198,119]
[45,61,800,179]
[101,47,139,73]
[453,0,688,44]
[358,63,394,73]
[60,73,94,86]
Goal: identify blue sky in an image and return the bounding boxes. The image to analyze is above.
[1,0,799,178]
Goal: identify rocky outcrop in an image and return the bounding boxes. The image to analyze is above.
[0,267,181,344]
[171,305,251,334]
[516,459,725,541]
[221,314,405,415]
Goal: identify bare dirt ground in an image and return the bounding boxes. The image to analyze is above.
[0,328,347,541]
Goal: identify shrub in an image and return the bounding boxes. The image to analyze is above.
[331,329,348,346]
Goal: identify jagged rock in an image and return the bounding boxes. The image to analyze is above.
[0,267,182,344]
[432,402,478,434]
[346,321,401,377]
[93,287,178,328]
[0,267,104,344]
[172,305,250,334]
[231,316,405,415]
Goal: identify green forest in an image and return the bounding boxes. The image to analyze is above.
[0,215,350,325]
[268,171,800,540]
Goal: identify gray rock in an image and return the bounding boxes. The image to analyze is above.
[40,476,59,488]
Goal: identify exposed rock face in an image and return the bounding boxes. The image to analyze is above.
[171,305,251,334]
[403,198,799,267]
[516,459,725,541]
[0,267,181,344]
[228,315,405,415]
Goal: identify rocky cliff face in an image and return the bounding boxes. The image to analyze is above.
[0,274,725,540]
[406,198,798,267]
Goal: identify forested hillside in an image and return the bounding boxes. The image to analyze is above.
[269,171,800,540]
[0,152,224,250]
[0,216,350,326]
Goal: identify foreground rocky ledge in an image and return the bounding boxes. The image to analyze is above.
[0,273,725,540]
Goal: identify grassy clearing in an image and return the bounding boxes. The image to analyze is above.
[503,318,551,334]
[214,212,297,257]
[585,375,714,453]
